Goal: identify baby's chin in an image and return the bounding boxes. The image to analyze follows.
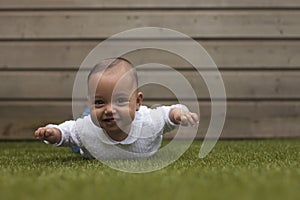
[104,129,129,141]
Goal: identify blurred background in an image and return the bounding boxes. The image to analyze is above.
[0,0,299,140]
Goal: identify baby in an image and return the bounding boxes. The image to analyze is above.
[34,58,199,159]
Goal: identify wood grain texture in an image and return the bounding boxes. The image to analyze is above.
[1,0,299,9]
[1,40,300,70]
[1,11,299,39]
[1,101,299,139]
[1,70,299,99]
[0,1,299,140]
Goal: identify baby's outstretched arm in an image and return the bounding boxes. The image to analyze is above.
[34,127,62,144]
[169,108,199,126]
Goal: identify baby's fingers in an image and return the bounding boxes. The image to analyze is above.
[185,113,197,126]
[181,112,199,126]
[35,127,54,139]
[180,115,189,126]
[44,129,52,138]
[179,113,193,126]
[34,127,46,139]
[190,113,199,125]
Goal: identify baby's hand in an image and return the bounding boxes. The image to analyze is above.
[170,108,199,126]
[34,127,62,144]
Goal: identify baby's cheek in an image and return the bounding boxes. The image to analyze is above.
[129,112,135,121]
[120,108,135,122]
[90,110,101,126]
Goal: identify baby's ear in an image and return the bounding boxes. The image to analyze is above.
[136,92,143,111]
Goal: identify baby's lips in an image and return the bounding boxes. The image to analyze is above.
[102,118,112,122]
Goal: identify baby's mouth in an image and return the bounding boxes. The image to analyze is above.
[102,118,114,122]
[102,118,117,125]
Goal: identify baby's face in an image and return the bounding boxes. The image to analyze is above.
[88,65,143,141]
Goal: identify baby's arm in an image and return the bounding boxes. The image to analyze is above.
[34,120,78,146]
[169,108,199,126]
[34,127,62,144]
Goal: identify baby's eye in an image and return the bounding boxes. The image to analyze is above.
[94,100,105,106]
[116,98,129,105]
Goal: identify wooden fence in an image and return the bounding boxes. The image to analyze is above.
[0,0,300,139]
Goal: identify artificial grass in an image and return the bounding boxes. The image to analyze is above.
[0,139,299,200]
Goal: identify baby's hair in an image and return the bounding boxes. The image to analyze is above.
[87,57,138,86]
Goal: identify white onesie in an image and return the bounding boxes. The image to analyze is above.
[46,104,187,159]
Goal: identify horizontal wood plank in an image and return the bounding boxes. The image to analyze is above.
[1,70,299,99]
[1,11,300,39]
[1,40,300,69]
[0,101,299,139]
[0,0,299,9]
[0,1,299,141]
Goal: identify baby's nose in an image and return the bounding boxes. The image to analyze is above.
[104,103,116,114]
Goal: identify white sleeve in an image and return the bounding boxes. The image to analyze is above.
[45,120,81,147]
[158,104,189,133]
[161,104,189,126]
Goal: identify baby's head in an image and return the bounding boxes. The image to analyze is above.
[87,57,143,141]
